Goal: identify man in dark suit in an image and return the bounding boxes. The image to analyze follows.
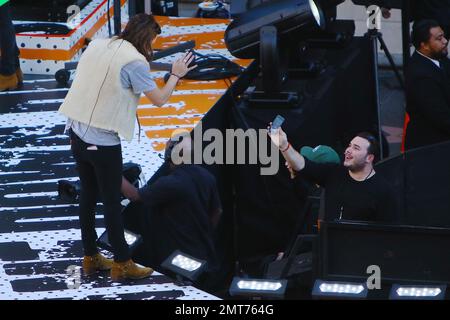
[404,20,450,150]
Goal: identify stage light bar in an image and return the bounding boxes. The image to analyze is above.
[312,280,368,299]
[97,229,142,253]
[124,231,138,246]
[161,250,207,281]
[389,285,446,300]
[229,277,288,299]
[310,0,322,26]
[224,0,326,59]
[172,254,202,272]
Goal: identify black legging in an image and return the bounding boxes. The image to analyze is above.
[70,130,130,262]
[0,3,20,76]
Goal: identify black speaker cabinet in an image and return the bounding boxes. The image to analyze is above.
[319,221,450,285]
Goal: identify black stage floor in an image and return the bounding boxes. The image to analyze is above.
[0,78,219,300]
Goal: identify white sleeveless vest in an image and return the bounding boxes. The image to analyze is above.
[58,38,148,141]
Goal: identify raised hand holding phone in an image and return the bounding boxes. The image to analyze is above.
[267,115,288,149]
[270,115,285,133]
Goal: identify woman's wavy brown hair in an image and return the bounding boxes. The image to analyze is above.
[118,13,161,61]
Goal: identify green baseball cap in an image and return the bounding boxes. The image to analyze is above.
[300,145,340,164]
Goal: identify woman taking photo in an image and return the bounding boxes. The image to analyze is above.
[59,13,196,281]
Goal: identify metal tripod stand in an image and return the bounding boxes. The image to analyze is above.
[365,27,405,160]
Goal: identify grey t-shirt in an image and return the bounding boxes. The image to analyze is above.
[66,60,157,146]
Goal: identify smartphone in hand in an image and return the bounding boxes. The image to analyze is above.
[271,115,285,132]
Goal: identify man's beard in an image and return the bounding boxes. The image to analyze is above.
[344,161,366,172]
[432,48,449,60]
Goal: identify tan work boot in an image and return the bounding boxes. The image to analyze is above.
[111,259,153,281]
[0,73,18,92]
[82,253,113,275]
[16,67,24,85]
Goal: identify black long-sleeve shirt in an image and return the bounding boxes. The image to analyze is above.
[298,159,397,223]
[138,164,222,271]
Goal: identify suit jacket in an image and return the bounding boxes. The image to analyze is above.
[405,52,450,150]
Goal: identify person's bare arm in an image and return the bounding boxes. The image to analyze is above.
[144,51,197,107]
[267,126,305,172]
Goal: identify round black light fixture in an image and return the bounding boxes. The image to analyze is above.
[224,0,326,59]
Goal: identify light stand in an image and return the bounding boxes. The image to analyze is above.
[114,0,122,35]
[350,1,406,159]
[245,26,300,108]
[365,14,405,160]
[128,0,137,17]
[400,0,412,68]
